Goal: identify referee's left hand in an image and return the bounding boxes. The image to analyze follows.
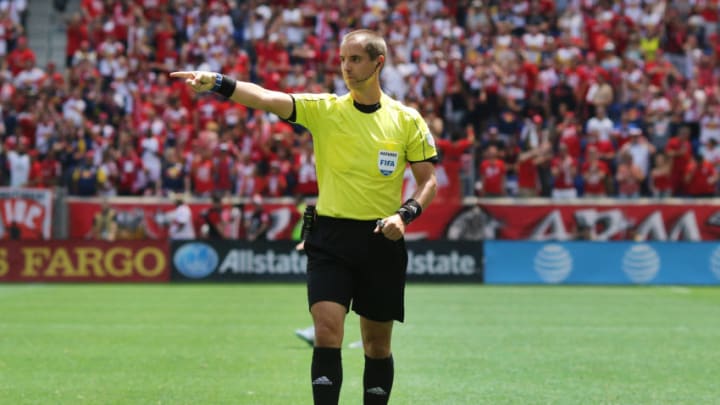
[374,214,405,241]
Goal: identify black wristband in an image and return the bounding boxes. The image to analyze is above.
[212,73,236,98]
[396,198,422,225]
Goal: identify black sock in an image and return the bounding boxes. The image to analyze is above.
[311,347,342,405]
[363,355,394,405]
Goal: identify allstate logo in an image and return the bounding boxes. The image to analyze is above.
[622,244,660,284]
[173,242,219,279]
[710,246,720,280]
[534,244,573,284]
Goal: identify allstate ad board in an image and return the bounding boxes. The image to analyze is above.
[485,241,720,285]
[171,241,483,282]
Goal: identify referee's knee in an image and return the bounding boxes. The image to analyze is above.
[362,337,391,359]
[311,302,346,347]
[313,321,344,347]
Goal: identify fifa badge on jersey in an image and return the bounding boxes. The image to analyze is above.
[378,150,399,176]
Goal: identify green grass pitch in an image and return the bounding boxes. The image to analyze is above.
[1,284,719,404]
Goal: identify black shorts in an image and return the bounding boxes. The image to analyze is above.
[304,215,408,322]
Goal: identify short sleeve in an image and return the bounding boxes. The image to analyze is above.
[406,111,438,163]
[289,93,336,133]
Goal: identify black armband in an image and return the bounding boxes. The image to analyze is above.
[396,198,423,225]
[211,73,237,98]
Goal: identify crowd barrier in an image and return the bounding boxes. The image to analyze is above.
[485,241,720,285]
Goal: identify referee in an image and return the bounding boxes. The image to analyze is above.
[171,29,437,405]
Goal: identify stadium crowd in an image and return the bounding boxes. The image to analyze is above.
[1,0,720,199]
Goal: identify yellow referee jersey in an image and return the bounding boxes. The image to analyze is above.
[290,92,438,220]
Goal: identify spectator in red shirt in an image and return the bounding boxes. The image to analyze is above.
[81,0,104,20]
[37,149,63,188]
[294,140,318,197]
[190,149,216,198]
[214,143,235,196]
[665,126,693,196]
[516,146,542,197]
[478,146,506,197]
[8,37,35,75]
[116,144,144,196]
[556,113,582,160]
[434,129,475,200]
[263,161,289,197]
[233,152,259,197]
[616,150,645,199]
[551,143,578,199]
[684,153,718,197]
[650,152,673,198]
[65,13,89,67]
[581,145,609,197]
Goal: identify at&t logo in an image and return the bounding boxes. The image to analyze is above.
[710,245,720,280]
[622,244,660,283]
[533,244,573,284]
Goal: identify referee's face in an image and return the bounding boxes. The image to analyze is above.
[339,38,379,89]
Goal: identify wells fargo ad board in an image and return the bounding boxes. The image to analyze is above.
[0,240,170,282]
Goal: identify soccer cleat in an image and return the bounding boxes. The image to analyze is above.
[295,326,315,347]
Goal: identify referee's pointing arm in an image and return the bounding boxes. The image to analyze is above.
[169,71,294,120]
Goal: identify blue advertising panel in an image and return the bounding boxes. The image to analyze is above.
[485,241,720,285]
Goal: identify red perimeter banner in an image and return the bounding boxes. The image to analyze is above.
[0,187,53,240]
[0,240,169,282]
[66,198,463,241]
[67,198,720,241]
[67,200,303,240]
[466,201,720,241]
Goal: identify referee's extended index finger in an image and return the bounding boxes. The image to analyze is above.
[169,71,195,79]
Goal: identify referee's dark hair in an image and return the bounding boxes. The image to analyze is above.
[341,29,387,63]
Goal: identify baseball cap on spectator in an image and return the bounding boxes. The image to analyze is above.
[4,136,17,150]
[688,15,704,27]
[256,5,272,20]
